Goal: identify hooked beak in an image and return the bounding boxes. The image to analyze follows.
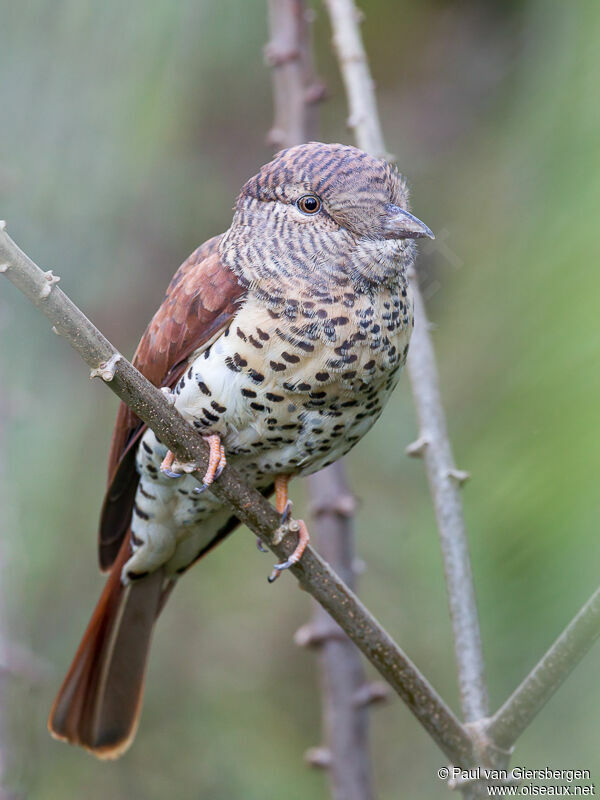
[383,204,435,240]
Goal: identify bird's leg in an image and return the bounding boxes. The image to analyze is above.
[267,475,310,583]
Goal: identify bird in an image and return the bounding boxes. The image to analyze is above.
[47,141,433,759]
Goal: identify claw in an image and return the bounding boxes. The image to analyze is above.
[214,444,227,479]
[280,499,293,525]
[160,450,182,478]
[267,519,310,583]
[256,537,268,553]
[193,483,209,495]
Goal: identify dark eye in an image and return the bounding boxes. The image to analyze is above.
[296,194,321,215]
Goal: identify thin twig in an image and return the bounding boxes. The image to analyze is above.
[486,584,600,750]
[322,0,490,727]
[302,467,377,800]
[0,223,475,768]
[265,0,324,147]
[266,3,375,797]
[407,288,489,723]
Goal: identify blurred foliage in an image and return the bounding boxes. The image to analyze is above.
[1,0,600,797]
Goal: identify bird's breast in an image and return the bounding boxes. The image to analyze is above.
[171,284,413,478]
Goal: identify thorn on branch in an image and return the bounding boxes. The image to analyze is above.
[89,353,122,382]
[353,681,389,708]
[39,269,60,298]
[263,43,300,68]
[406,436,429,458]
[304,80,327,105]
[0,220,6,231]
[447,468,471,487]
[51,326,60,335]
[347,112,367,129]
[0,263,8,274]
[304,746,332,769]
[294,621,346,648]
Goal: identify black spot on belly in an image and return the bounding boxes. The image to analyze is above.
[270,361,286,372]
[315,372,330,382]
[197,380,211,396]
[282,351,299,363]
[142,441,153,454]
[211,401,227,413]
[241,388,257,398]
[133,503,150,520]
[250,402,265,411]
[266,392,284,402]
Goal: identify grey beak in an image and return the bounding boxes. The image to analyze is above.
[384,204,435,240]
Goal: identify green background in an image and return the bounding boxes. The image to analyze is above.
[1,0,599,797]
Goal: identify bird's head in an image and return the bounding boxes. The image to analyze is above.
[221,142,433,293]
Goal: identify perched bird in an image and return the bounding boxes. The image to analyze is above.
[48,142,433,758]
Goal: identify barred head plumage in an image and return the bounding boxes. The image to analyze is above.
[221,142,432,294]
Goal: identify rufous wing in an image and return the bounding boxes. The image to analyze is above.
[98,234,246,570]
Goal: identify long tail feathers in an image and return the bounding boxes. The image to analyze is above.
[48,538,165,759]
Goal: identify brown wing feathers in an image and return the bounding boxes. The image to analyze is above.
[49,237,247,756]
[99,236,246,570]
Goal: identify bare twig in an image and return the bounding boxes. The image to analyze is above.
[322,0,490,729]
[486,584,600,750]
[266,3,376,797]
[407,288,489,724]
[303,467,376,800]
[0,224,475,768]
[266,0,324,147]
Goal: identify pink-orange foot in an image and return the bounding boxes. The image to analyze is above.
[160,434,227,493]
[267,475,310,582]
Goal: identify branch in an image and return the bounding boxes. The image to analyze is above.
[0,222,475,769]
[322,0,489,728]
[300,467,379,800]
[265,0,324,148]
[407,288,489,723]
[486,584,600,750]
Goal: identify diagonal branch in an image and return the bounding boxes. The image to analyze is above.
[0,222,475,768]
[322,0,490,729]
[486,584,600,750]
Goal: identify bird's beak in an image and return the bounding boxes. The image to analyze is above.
[384,204,435,240]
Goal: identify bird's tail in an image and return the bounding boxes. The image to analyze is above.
[48,537,165,759]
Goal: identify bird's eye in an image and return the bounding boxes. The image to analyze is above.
[296,194,321,215]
